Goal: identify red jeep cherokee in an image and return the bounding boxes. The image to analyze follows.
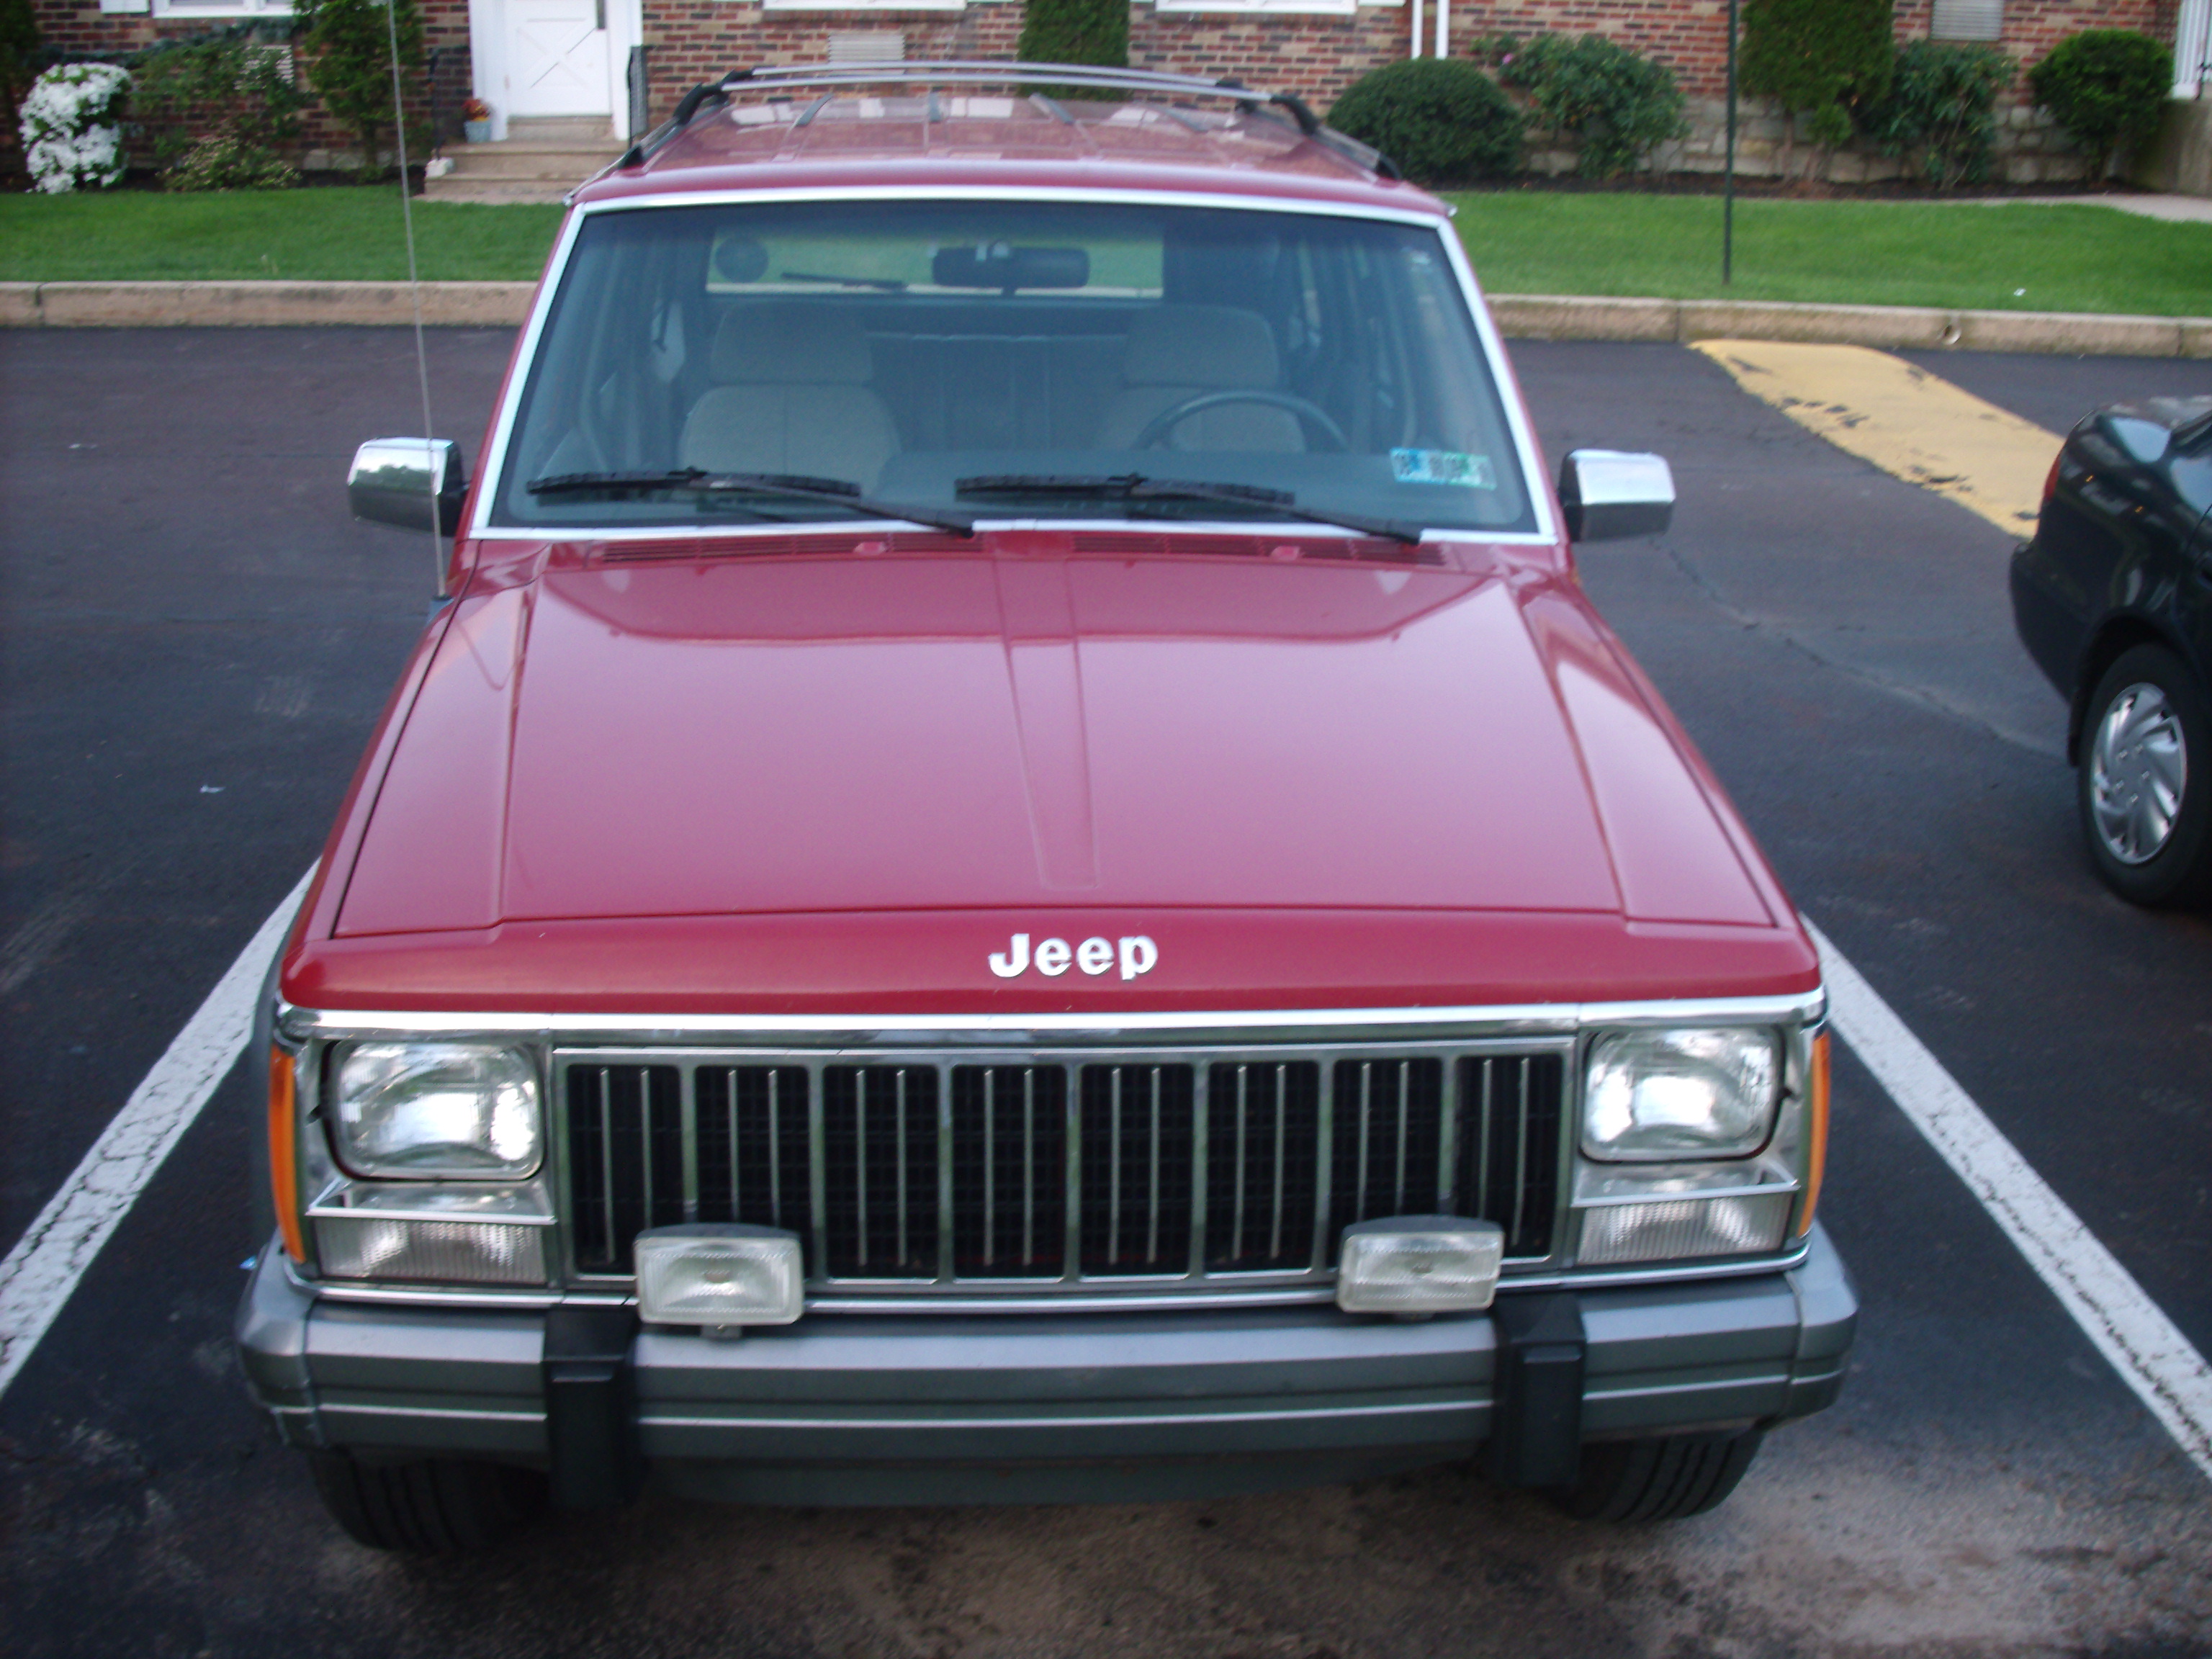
[240,62,1854,1552]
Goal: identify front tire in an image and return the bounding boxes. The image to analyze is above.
[1552,1431,1763,1522]
[2077,644,2212,908]
[309,1452,545,1553]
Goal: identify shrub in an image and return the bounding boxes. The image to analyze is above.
[19,61,130,192]
[1017,0,1127,81]
[1741,0,1894,179]
[130,27,307,186]
[1862,40,2011,191]
[1484,32,1688,179]
[1327,58,1522,186]
[2029,29,2172,179]
[295,0,428,180]
[165,132,300,189]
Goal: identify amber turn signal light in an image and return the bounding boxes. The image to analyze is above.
[1795,1031,1830,1238]
[269,1046,305,1264]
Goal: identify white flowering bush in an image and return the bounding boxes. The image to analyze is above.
[20,63,134,194]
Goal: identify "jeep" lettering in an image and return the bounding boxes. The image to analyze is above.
[989,933,1158,981]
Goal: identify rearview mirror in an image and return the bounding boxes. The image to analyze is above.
[1558,449,1674,542]
[930,243,1089,292]
[348,438,467,534]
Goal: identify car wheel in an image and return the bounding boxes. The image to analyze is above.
[1550,1430,1763,1523]
[309,1452,545,1553]
[2077,644,2212,908]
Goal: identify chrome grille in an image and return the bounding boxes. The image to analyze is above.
[561,1046,1566,1288]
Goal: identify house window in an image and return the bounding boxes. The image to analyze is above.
[1153,0,1360,12]
[762,0,963,12]
[150,0,293,14]
[1930,0,2002,42]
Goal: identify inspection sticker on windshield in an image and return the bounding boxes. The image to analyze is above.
[1392,449,1496,488]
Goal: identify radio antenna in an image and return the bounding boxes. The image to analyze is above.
[383,0,444,595]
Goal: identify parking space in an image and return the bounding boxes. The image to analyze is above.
[1,330,2208,1656]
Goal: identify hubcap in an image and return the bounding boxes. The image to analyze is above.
[2088,682,2188,865]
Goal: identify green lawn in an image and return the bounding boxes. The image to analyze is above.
[1445,192,2212,318]
[0,187,563,282]
[4,186,2207,318]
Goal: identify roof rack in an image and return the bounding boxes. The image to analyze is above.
[612,59,1400,180]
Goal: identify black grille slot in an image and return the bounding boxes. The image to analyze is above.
[1330,1057,1447,1224]
[1455,1053,1565,1257]
[567,1063,683,1274]
[1079,1064,1195,1274]
[694,1064,813,1241]
[1204,1061,1321,1271]
[952,1065,1068,1277]
[822,1065,939,1278]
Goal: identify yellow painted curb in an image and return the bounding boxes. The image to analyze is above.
[1692,339,2062,537]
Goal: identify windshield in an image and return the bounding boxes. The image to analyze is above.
[494,199,1536,537]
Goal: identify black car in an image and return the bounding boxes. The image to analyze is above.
[2012,396,2212,907]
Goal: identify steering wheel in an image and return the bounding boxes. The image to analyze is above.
[1130,390,1350,453]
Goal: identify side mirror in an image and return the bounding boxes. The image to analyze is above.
[1558,449,1674,542]
[348,438,467,535]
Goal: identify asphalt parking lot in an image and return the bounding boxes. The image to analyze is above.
[3,327,2209,1658]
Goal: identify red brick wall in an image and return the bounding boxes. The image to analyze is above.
[31,0,2180,161]
[1127,9,1407,107]
[29,0,474,158]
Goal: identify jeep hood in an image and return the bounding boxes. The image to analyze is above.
[307,544,1806,1010]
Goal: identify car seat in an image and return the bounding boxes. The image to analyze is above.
[680,302,902,486]
[1095,305,1304,453]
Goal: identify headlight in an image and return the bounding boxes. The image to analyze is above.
[1583,1028,1780,1161]
[332,1043,541,1178]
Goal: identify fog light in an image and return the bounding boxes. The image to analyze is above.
[634,1225,804,1332]
[1576,1194,1792,1265]
[315,1217,547,1285]
[1336,1217,1505,1314]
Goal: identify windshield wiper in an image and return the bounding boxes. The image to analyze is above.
[953,473,1424,544]
[526,469,974,536]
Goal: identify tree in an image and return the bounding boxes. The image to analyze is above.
[1017,0,1127,82]
[2029,30,2173,180]
[1741,0,1894,183]
[295,0,427,180]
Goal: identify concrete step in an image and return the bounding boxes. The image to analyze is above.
[505,115,615,142]
[440,143,622,181]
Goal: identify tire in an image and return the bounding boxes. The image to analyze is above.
[1552,1431,1763,1523]
[2077,644,2212,908]
[309,1452,546,1554]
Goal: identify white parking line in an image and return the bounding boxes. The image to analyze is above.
[1809,920,2212,1485]
[0,867,313,1403]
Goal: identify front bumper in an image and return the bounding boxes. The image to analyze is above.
[238,1225,1856,1505]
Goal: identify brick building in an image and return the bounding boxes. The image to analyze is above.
[30,0,2211,179]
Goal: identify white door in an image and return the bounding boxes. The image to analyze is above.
[505,0,611,118]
